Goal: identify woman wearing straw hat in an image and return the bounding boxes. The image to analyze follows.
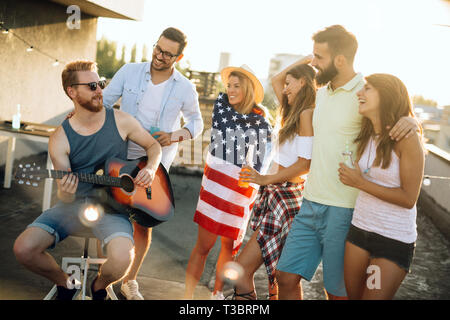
[183,65,272,300]
[235,56,315,299]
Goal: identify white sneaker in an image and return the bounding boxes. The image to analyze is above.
[120,280,144,300]
[211,291,225,300]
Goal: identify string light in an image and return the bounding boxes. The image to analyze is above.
[0,21,66,65]
[423,175,450,187]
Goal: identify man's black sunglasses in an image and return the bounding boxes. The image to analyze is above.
[71,80,106,91]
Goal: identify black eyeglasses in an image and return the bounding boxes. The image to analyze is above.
[153,44,178,60]
[71,80,106,91]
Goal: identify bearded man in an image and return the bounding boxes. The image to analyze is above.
[13,60,161,300]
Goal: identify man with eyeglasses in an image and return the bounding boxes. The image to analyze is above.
[102,27,204,300]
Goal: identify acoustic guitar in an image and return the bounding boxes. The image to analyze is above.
[15,157,175,227]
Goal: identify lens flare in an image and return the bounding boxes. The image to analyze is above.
[84,206,100,221]
[79,204,103,227]
[221,261,244,284]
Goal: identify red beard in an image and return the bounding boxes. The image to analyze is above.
[77,95,103,112]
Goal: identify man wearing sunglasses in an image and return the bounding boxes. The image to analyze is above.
[14,60,162,300]
[102,27,204,300]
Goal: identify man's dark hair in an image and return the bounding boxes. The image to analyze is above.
[312,25,358,63]
[159,27,187,55]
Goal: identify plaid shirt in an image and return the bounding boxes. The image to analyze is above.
[250,182,304,284]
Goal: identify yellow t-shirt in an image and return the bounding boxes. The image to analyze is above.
[303,73,364,208]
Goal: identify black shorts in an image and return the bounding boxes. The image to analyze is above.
[346,224,415,272]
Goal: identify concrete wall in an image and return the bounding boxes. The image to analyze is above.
[418,144,450,240]
[0,0,97,166]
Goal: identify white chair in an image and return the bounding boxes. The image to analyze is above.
[44,229,118,300]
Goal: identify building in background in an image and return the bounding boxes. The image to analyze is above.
[434,106,450,152]
[218,52,230,72]
[267,53,305,79]
[415,104,450,153]
[0,0,144,167]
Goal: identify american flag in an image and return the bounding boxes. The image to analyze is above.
[194,93,272,254]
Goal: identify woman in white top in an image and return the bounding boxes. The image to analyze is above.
[338,73,425,300]
[234,57,315,299]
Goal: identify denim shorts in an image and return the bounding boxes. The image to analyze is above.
[27,199,134,250]
[277,198,353,297]
[346,224,415,272]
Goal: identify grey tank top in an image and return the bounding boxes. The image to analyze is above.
[62,108,128,198]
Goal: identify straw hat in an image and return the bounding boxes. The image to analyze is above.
[220,64,264,104]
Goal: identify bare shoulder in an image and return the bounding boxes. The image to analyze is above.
[113,108,136,127]
[49,125,66,145]
[395,131,424,157]
[299,108,314,136]
[300,107,314,118]
[49,125,69,155]
[113,108,133,121]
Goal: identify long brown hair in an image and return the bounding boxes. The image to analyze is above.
[278,64,316,145]
[355,73,421,168]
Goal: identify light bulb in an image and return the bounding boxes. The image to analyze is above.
[423,178,431,186]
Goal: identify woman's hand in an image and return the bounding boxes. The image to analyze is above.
[338,162,365,189]
[239,165,269,186]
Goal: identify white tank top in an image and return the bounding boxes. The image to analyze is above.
[352,137,417,243]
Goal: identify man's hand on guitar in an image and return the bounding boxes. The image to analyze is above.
[58,169,78,202]
[134,167,156,188]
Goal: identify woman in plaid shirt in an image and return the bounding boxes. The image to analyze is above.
[235,57,316,300]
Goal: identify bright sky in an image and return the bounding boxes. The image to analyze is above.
[97,0,450,106]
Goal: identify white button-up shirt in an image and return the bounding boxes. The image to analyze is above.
[103,62,204,170]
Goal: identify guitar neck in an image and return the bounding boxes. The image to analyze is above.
[49,170,122,188]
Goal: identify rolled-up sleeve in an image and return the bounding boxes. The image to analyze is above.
[103,64,127,109]
[181,85,204,139]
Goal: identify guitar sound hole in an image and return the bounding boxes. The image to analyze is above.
[120,175,135,193]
